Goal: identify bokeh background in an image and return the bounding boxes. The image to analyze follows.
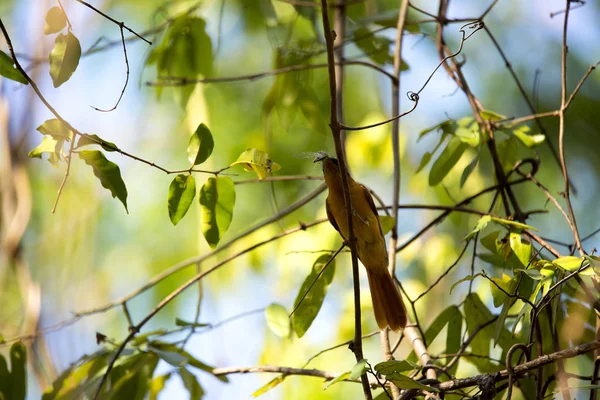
[1,0,599,398]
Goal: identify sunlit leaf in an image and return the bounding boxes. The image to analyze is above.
[231,148,281,180]
[511,125,545,147]
[553,256,585,272]
[149,346,188,367]
[0,50,27,84]
[187,123,214,165]
[44,6,67,35]
[199,176,235,249]
[49,32,81,87]
[489,273,515,308]
[379,216,395,235]
[480,109,506,121]
[465,215,491,240]
[460,155,479,187]
[323,372,350,390]
[252,376,285,397]
[76,134,119,152]
[79,150,128,212]
[149,373,171,400]
[515,268,544,280]
[265,303,290,338]
[463,293,495,372]
[37,118,72,140]
[28,135,61,166]
[454,117,480,147]
[292,253,336,338]
[418,119,456,140]
[490,216,537,231]
[415,151,432,173]
[428,136,468,186]
[509,232,532,268]
[349,359,368,380]
[168,174,196,225]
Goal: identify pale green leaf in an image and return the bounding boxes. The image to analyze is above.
[231,148,281,180]
[515,268,544,280]
[465,215,491,240]
[511,125,545,147]
[199,176,235,249]
[374,360,419,375]
[252,376,285,397]
[460,155,479,187]
[28,135,62,166]
[553,256,585,272]
[79,150,128,212]
[168,174,196,225]
[379,216,395,235]
[149,373,171,400]
[349,359,368,380]
[49,32,81,87]
[179,368,204,399]
[44,7,67,35]
[36,118,72,140]
[265,303,290,338]
[323,372,350,390]
[175,318,209,328]
[480,109,506,121]
[450,273,482,293]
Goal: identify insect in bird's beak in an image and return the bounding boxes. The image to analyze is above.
[313,151,328,163]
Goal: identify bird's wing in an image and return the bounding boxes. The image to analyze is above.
[359,184,385,238]
[325,198,344,239]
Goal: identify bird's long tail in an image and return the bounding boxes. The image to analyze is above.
[366,269,407,330]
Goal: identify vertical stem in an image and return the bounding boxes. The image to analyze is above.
[382,1,411,398]
[319,1,372,399]
[333,0,347,164]
[558,0,583,255]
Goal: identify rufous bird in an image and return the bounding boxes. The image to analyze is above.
[315,152,407,330]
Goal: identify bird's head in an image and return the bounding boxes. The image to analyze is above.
[313,152,340,180]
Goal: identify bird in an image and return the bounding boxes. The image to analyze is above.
[314,152,407,330]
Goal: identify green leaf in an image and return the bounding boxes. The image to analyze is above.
[175,318,209,328]
[454,117,480,147]
[418,119,456,140]
[149,373,171,400]
[0,50,27,84]
[292,253,336,338]
[37,118,72,140]
[516,268,544,280]
[44,6,67,35]
[49,32,81,88]
[79,150,128,212]
[323,372,350,390]
[168,174,196,225]
[374,360,419,375]
[299,87,328,134]
[187,123,214,166]
[0,352,10,400]
[386,373,439,392]
[511,125,545,147]
[108,352,157,400]
[28,136,61,166]
[379,216,395,235]
[450,273,482,293]
[460,155,479,187]
[76,134,119,152]
[489,273,515,308]
[352,28,396,67]
[509,232,532,268]
[480,109,506,121]
[199,176,235,249]
[415,152,432,173]
[231,148,281,180]
[265,303,290,338]
[428,136,468,186]
[463,293,496,372]
[465,215,491,240]
[496,136,518,174]
[553,256,585,272]
[490,216,538,231]
[349,359,368,380]
[252,376,285,397]
[179,368,204,399]
[10,343,26,400]
[149,346,188,367]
